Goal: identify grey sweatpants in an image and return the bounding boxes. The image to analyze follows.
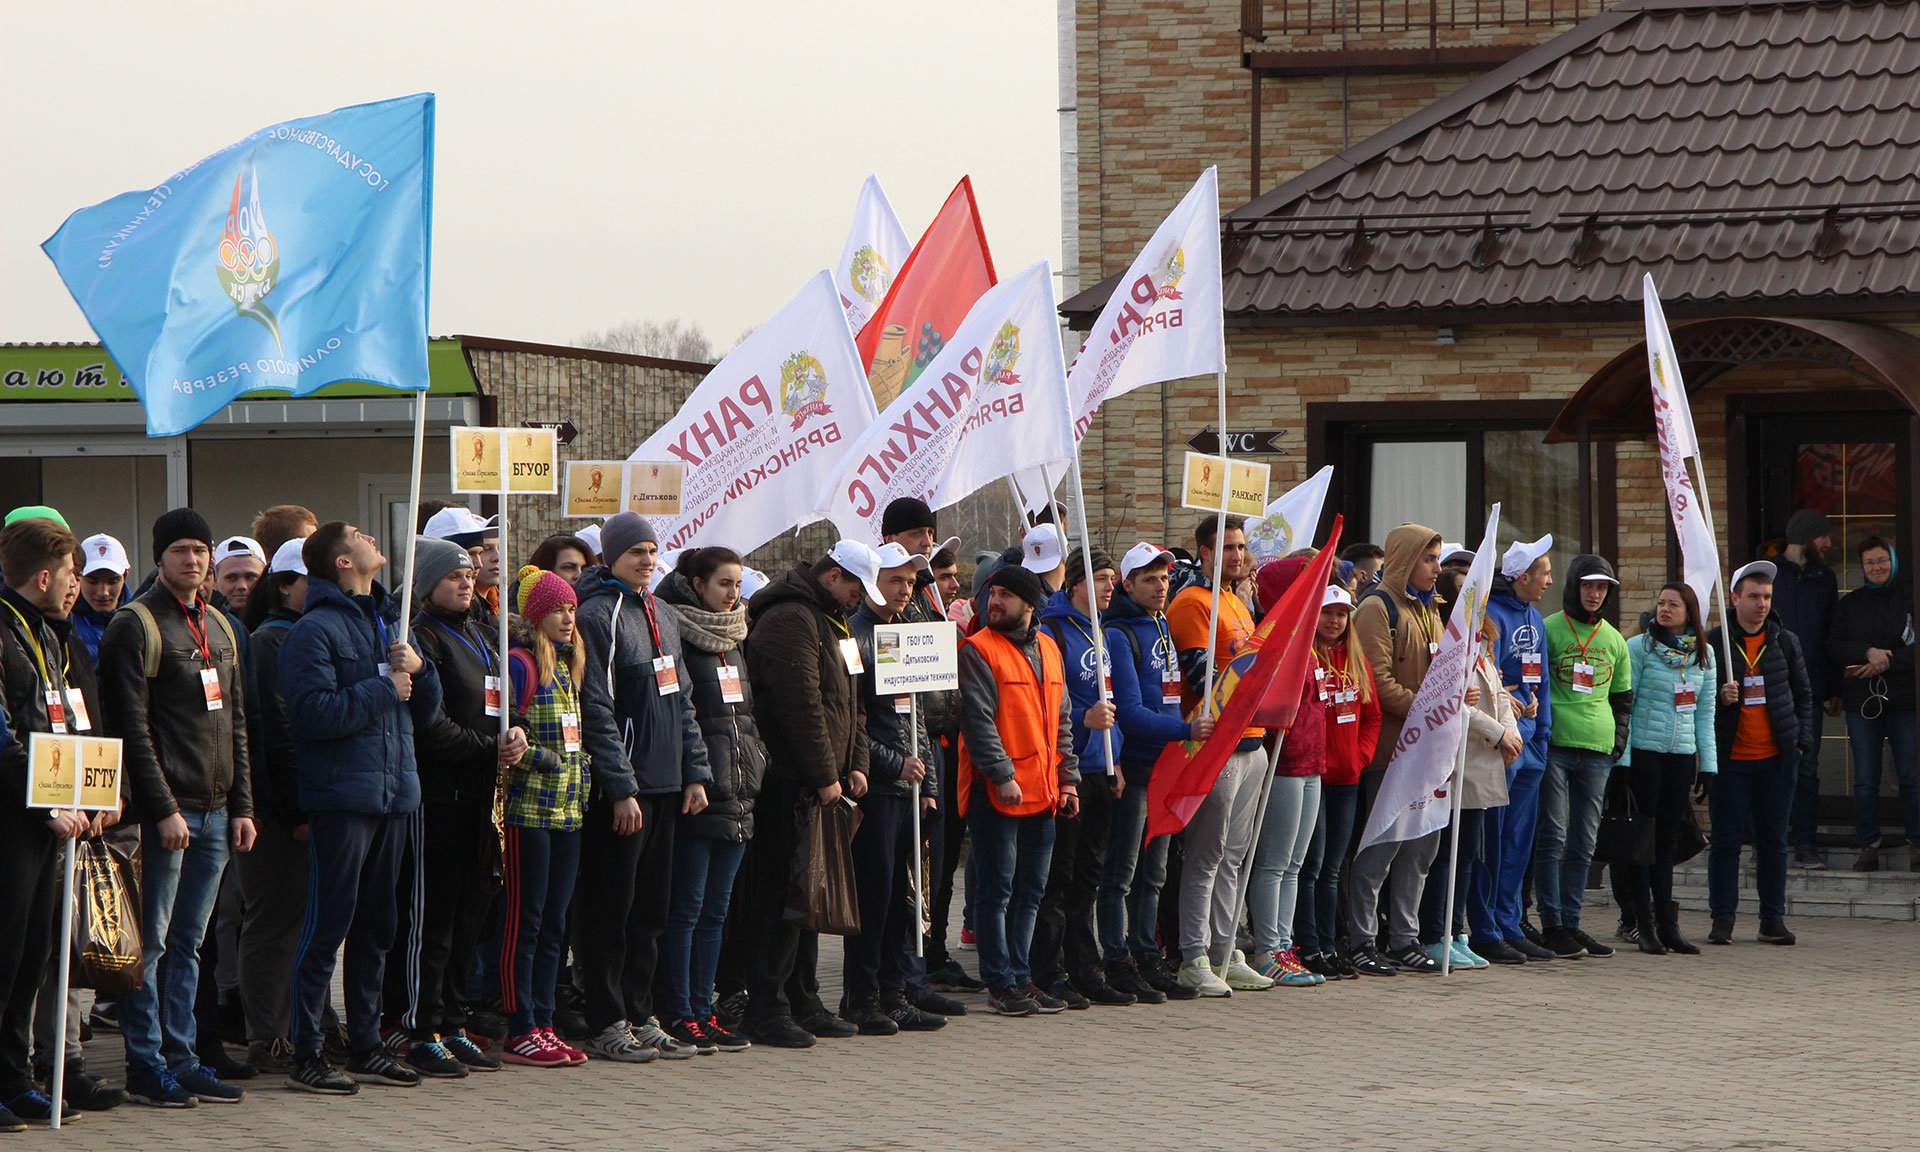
[1178,748,1266,967]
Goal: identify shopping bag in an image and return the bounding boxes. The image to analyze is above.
[1673,800,1707,865]
[788,797,864,936]
[72,838,143,995]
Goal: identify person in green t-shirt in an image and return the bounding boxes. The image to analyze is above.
[1533,554,1634,960]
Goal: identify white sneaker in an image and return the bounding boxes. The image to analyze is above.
[628,1017,697,1060]
[1222,949,1276,991]
[582,1020,657,1063]
[1176,958,1232,997]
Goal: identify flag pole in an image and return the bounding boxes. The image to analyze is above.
[1061,456,1117,777]
[1200,371,1230,717]
[1228,729,1286,971]
[395,388,428,647]
[1684,454,1737,675]
[493,476,513,879]
[910,695,925,957]
[1437,634,1478,977]
[49,819,79,1130]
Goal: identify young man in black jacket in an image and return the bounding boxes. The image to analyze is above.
[97,509,256,1109]
[1769,509,1840,868]
[1707,561,1815,946]
[1828,537,1916,872]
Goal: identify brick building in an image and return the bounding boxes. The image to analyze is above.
[1062,0,1920,818]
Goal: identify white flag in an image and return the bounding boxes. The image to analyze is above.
[632,272,876,555]
[1644,274,1720,611]
[1357,503,1501,852]
[1020,168,1225,514]
[833,175,912,339]
[1246,465,1334,563]
[816,260,1074,542]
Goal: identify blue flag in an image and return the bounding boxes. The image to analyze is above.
[43,93,435,437]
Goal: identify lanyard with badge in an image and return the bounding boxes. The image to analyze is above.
[4,600,88,733]
[179,597,224,712]
[1154,614,1181,705]
[1316,646,1360,724]
[828,614,864,676]
[639,593,680,695]
[1739,639,1768,707]
[431,616,503,718]
[1410,602,1441,658]
[1519,637,1543,685]
[1569,619,1602,694]
[715,652,745,705]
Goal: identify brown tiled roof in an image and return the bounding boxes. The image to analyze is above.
[1064,0,1920,327]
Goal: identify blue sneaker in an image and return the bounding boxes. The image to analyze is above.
[174,1064,245,1104]
[1416,942,1451,966]
[125,1065,197,1109]
[4,1090,77,1125]
[1452,935,1489,969]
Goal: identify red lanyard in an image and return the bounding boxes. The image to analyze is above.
[1572,619,1602,662]
[177,596,213,665]
[637,591,664,652]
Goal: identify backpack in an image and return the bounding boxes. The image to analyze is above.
[1358,586,1401,640]
[120,599,239,679]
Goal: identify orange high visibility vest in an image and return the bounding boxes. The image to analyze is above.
[958,626,1067,817]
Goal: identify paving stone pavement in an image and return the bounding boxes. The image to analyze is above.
[44,913,1919,1152]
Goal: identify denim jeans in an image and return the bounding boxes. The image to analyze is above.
[1295,782,1357,956]
[1847,710,1919,847]
[1096,775,1170,964]
[967,790,1056,989]
[661,833,746,1022]
[122,808,230,1073]
[1536,746,1612,929]
[1247,775,1320,956]
[1709,756,1791,924]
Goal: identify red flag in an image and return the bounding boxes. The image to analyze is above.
[855,176,997,411]
[1146,516,1344,841]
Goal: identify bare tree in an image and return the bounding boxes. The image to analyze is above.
[576,317,716,363]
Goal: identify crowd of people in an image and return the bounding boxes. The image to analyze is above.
[0,490,1910,1127]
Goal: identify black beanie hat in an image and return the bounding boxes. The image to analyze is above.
[1785,508,1832,547]
[985,564,1048,612]
[881,497,938,538]
[152,507,214,565]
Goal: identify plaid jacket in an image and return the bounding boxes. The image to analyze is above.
[505,644,586,831]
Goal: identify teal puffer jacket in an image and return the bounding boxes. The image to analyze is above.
[1620,628,1719,773]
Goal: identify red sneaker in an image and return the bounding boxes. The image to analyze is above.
[500,1031,569,1067]
[541,1027,588,1065]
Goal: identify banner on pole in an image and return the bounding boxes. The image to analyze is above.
[815,260,1075,542]
[871,623,959,694]
[1643,274,1720,612]
[855,177,997,411]
[1246,464,1334,562]
[42,94,435,438]
[27,734,122,812]
[451,427,504,493]
[563,461,623,518]
[833,175,913,340]
[623,461,685,517]
[1179,452,1269,517]
[1357,503,1502,851]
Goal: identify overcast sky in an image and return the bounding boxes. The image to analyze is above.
[2,2,1063,351]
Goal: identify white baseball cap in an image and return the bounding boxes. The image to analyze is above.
[874,541,931,572]
[827,540,890,605]
[931,535,962,562]
[1020,524,1064,574]
[1731,560,1776,587]
[1500,533,1553,579]
[1323,584,1355,609]
[215,535,266,567]
[423,506,497,541]
[1121,541,1176,581]
[268,537,308,576]
[576,523,603,558]
[740,567,769,600]
[1580,570,1621,584]
[79,534,130,577]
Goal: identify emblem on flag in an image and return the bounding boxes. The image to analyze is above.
[217,165,282,352]
[848,245,894,304]
[781,351,833,429]
[1155,247,1185,300]
[984,321,1021,386]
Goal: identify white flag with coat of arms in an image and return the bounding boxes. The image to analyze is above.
[815,260,1075,541]
[1246,465,1334,563]
[631,272,876,555]
[833,175,912,340]
[1357,503,1501,851]
[1643,274,1721,613]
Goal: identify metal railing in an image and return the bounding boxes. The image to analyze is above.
[1242,0,1603,39]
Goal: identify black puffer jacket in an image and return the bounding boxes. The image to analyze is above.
[656,572,766,842]
[1710,615,1815,764]
[0,589,106,816]
[1827,570,1915,715]
[850,601,936,801]
[413,605,528,807]
[746,566,868,791]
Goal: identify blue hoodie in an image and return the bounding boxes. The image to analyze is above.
[1484,573,1552,770]
[70,586,130,664]
[1038,589,1123,773]
[1102,586,1192,778]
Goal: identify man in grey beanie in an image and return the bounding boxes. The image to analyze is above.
[1772,508,1838,868]
[410,537,474,607]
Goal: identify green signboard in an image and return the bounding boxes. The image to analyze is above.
[0,339,478,401]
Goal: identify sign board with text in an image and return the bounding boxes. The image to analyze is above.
[26,734,122,812]
[624,461,685,518]
[1179,452,1271,517]
[1185,428,1288,455]
[451,427,558,495]
[563,461,623,518]
[871,622,960,694]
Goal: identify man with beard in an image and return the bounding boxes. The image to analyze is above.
[1769,510,1839,869]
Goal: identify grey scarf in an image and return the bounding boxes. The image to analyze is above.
[669,597,747,654]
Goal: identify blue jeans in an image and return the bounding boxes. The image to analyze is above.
[1536,747,1612,929]
[122,809,229,1073]
[1295,782,1357,956]
[1096,777,1169,963]
[967,791,1056,989]
[1709,756,1791,924]
[500,825,582,1035]
[1247,775,1320,956]
[1847,711,1919,846]
[660,833,745,1022]
[1471,752,1545,942]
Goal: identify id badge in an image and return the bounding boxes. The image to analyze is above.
[1742,673,1766,707]
[44,688,66,734]
[894,693,913,715]
[1162,676,1182,707]
[377,662,393,678]
[1571,662,1595,694]
[561,711,582,753]
[1429,641,1440,656]
[65,689,91,733]
[484,675,503,718]
[839,637,864,675]
[716,663,744,704]
[653,654,681,695]
[1674,683,1697,714]
[1521,652,1543,685]
[1336,697,1358,725]
[200,666,224,711]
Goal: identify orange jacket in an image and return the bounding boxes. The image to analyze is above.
[957,626,1069,817]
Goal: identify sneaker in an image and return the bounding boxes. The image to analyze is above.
[1221,949,1276,991]
[879,991,947,1032]
[912,990,968,1016]
[958,927,977,950]
[986,985,1038,1017]
[1022,984,1069,1013]
[1282,947,1326,985]
[797,1011,859,1039]
[1758,921,1797,945]
[582,1021,657,1063]
[344,1048,420,1087]
[0,1106,21,1133]
[87,1000,119,1033]
[1508,935,1556,961]
[927,960,986,993]
[463,1004,509,1044]
[1389,945,1441,974]
[1072,970,1137,1006]
[1793,848,1826,870]
[701,1015,752,1052]
[1707,918,1734,945]
[1452,935,1490,969]
[1299,952,1339,980]
[541,1028,588,1065]
[630,1017,699,1059]
[1327,950,1361,979]
[1139,954,1199,1000]
[51,1061,125,1111]
[1176,958,1233,997]
[501,1031,571,1068]
[665,1015,725,1052]
[285,1053,357,1095]
[379,1025,410,1056]
[1853,843,1881,872]
[125,1064,197,1109]
[1416,941,1451,967]
[1347,944,1398,977]
[551,1003,591,1041]
[1474,938,1527,965]
[1568,928,1614,958]
[444,1032,502,1071]
[5,1091,78,1126]
[713,990,749,1032]
[1539,925,1588,959]
[742,1015,815,1049]
[1615,918,1641,944]
[1106,959,1166,1004]
[1256,949,1320,988]
[174,1063,246,1103]
[246,1038,297,1075]
[405,1040,469,1079]
[1518,917,1547,948]
[1049,980,1091,1010]
[322,1022,352,1062]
